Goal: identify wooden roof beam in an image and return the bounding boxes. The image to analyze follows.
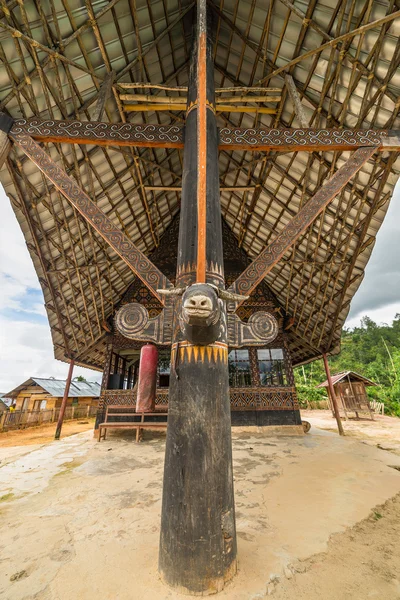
[10,132,173,304]
[227,146,378,305]
[278,0,399,107]
[11,118,399,151]
[259,9,400,84]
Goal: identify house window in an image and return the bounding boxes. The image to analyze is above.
[158,357,171,388]
[257,349,287,386]
[22,397,30,411]
[228,350,252,387]
[72,397,79,406]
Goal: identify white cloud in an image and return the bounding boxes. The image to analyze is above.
[345,301,400,330]
[0,186,101,392]
[0,315,101,393]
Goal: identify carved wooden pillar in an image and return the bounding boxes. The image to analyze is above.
[159,1,237,593]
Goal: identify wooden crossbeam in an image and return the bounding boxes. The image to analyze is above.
[10,132,173,304]
[10,118,397,151]
[227,146,378,306]
[92,71,115,121]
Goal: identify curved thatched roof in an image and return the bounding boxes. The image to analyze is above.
[0,0,399,368]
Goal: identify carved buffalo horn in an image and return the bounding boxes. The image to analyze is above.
[156,287,186,296]
[217,288,249,302]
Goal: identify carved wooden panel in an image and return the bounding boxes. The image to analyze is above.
[11,119,184,148]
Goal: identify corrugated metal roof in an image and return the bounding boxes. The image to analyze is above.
[5,378,101,398]
[317,371,377,388]
[0,1,399,367]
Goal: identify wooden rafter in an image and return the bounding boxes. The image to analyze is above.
[10,132,173,304]
[228,147,378,304]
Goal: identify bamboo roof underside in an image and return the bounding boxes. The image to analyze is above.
[0,0,399,369]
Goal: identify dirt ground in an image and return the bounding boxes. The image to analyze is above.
[0,418,95,447]
[0,415,400,599]
[302,409,400,455]
[271,492,400,599]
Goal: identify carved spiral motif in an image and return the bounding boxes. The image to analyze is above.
[248,311,278,343]
[115,303,149,338]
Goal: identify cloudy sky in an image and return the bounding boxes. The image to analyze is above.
[1,182,399,393]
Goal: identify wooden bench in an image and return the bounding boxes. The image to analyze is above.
[98,405,168,442]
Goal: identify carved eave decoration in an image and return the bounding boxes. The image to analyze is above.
[0,0,399,369]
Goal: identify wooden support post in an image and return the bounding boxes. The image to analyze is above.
[136,344,158,413]
[0,112,13,169]
[55,359,75,440]
[228,146,378,304]
[322,353,344,436]
[159,1,237,593]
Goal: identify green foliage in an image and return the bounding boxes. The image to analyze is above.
[294,314,400,417]
[295,383,327,408]
[73,375,87,382]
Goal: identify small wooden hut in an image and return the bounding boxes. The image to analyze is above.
[317,371,376,420]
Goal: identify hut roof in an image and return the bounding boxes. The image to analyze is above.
[5,378,101,399]
[317,371,378,388]
[0,1,399,368]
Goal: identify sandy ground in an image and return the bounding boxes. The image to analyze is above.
[302,410,400,455]
[0,418,96,448]
[0,417,400,599]
[0,419,96,468]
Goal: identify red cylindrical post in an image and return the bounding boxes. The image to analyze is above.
[55,359,75,440]
[136,344,158,412]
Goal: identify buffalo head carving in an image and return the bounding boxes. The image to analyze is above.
[157,283,248,345]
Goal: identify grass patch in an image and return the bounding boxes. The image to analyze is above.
[0,492,15,502]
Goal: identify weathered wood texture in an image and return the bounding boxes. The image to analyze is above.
[10,118,394,151]
[228,146,378,304]
[9,132,173,304]
[54,359,74,440]
[159,1,237,593]
[322,353,345,436]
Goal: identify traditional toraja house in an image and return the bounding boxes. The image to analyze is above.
[0,0,400,594]
[317,371,376,420]
[4,378,101,412]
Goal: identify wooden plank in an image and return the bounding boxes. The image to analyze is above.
[285,74,309,127]
[218,127,387,151]
[10,118,393,151]
[10,118,184,148]
[228,146,378,304]
[92,71,115,121]
[10,132,173,304]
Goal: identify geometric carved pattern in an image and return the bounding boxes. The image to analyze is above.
[151,387,298,411]
[100,387,298,411]
[227,311,279,347]
[11,119,386,153]
[114,302,173,344]
[11,118,184,149]
[219,127,384,151]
